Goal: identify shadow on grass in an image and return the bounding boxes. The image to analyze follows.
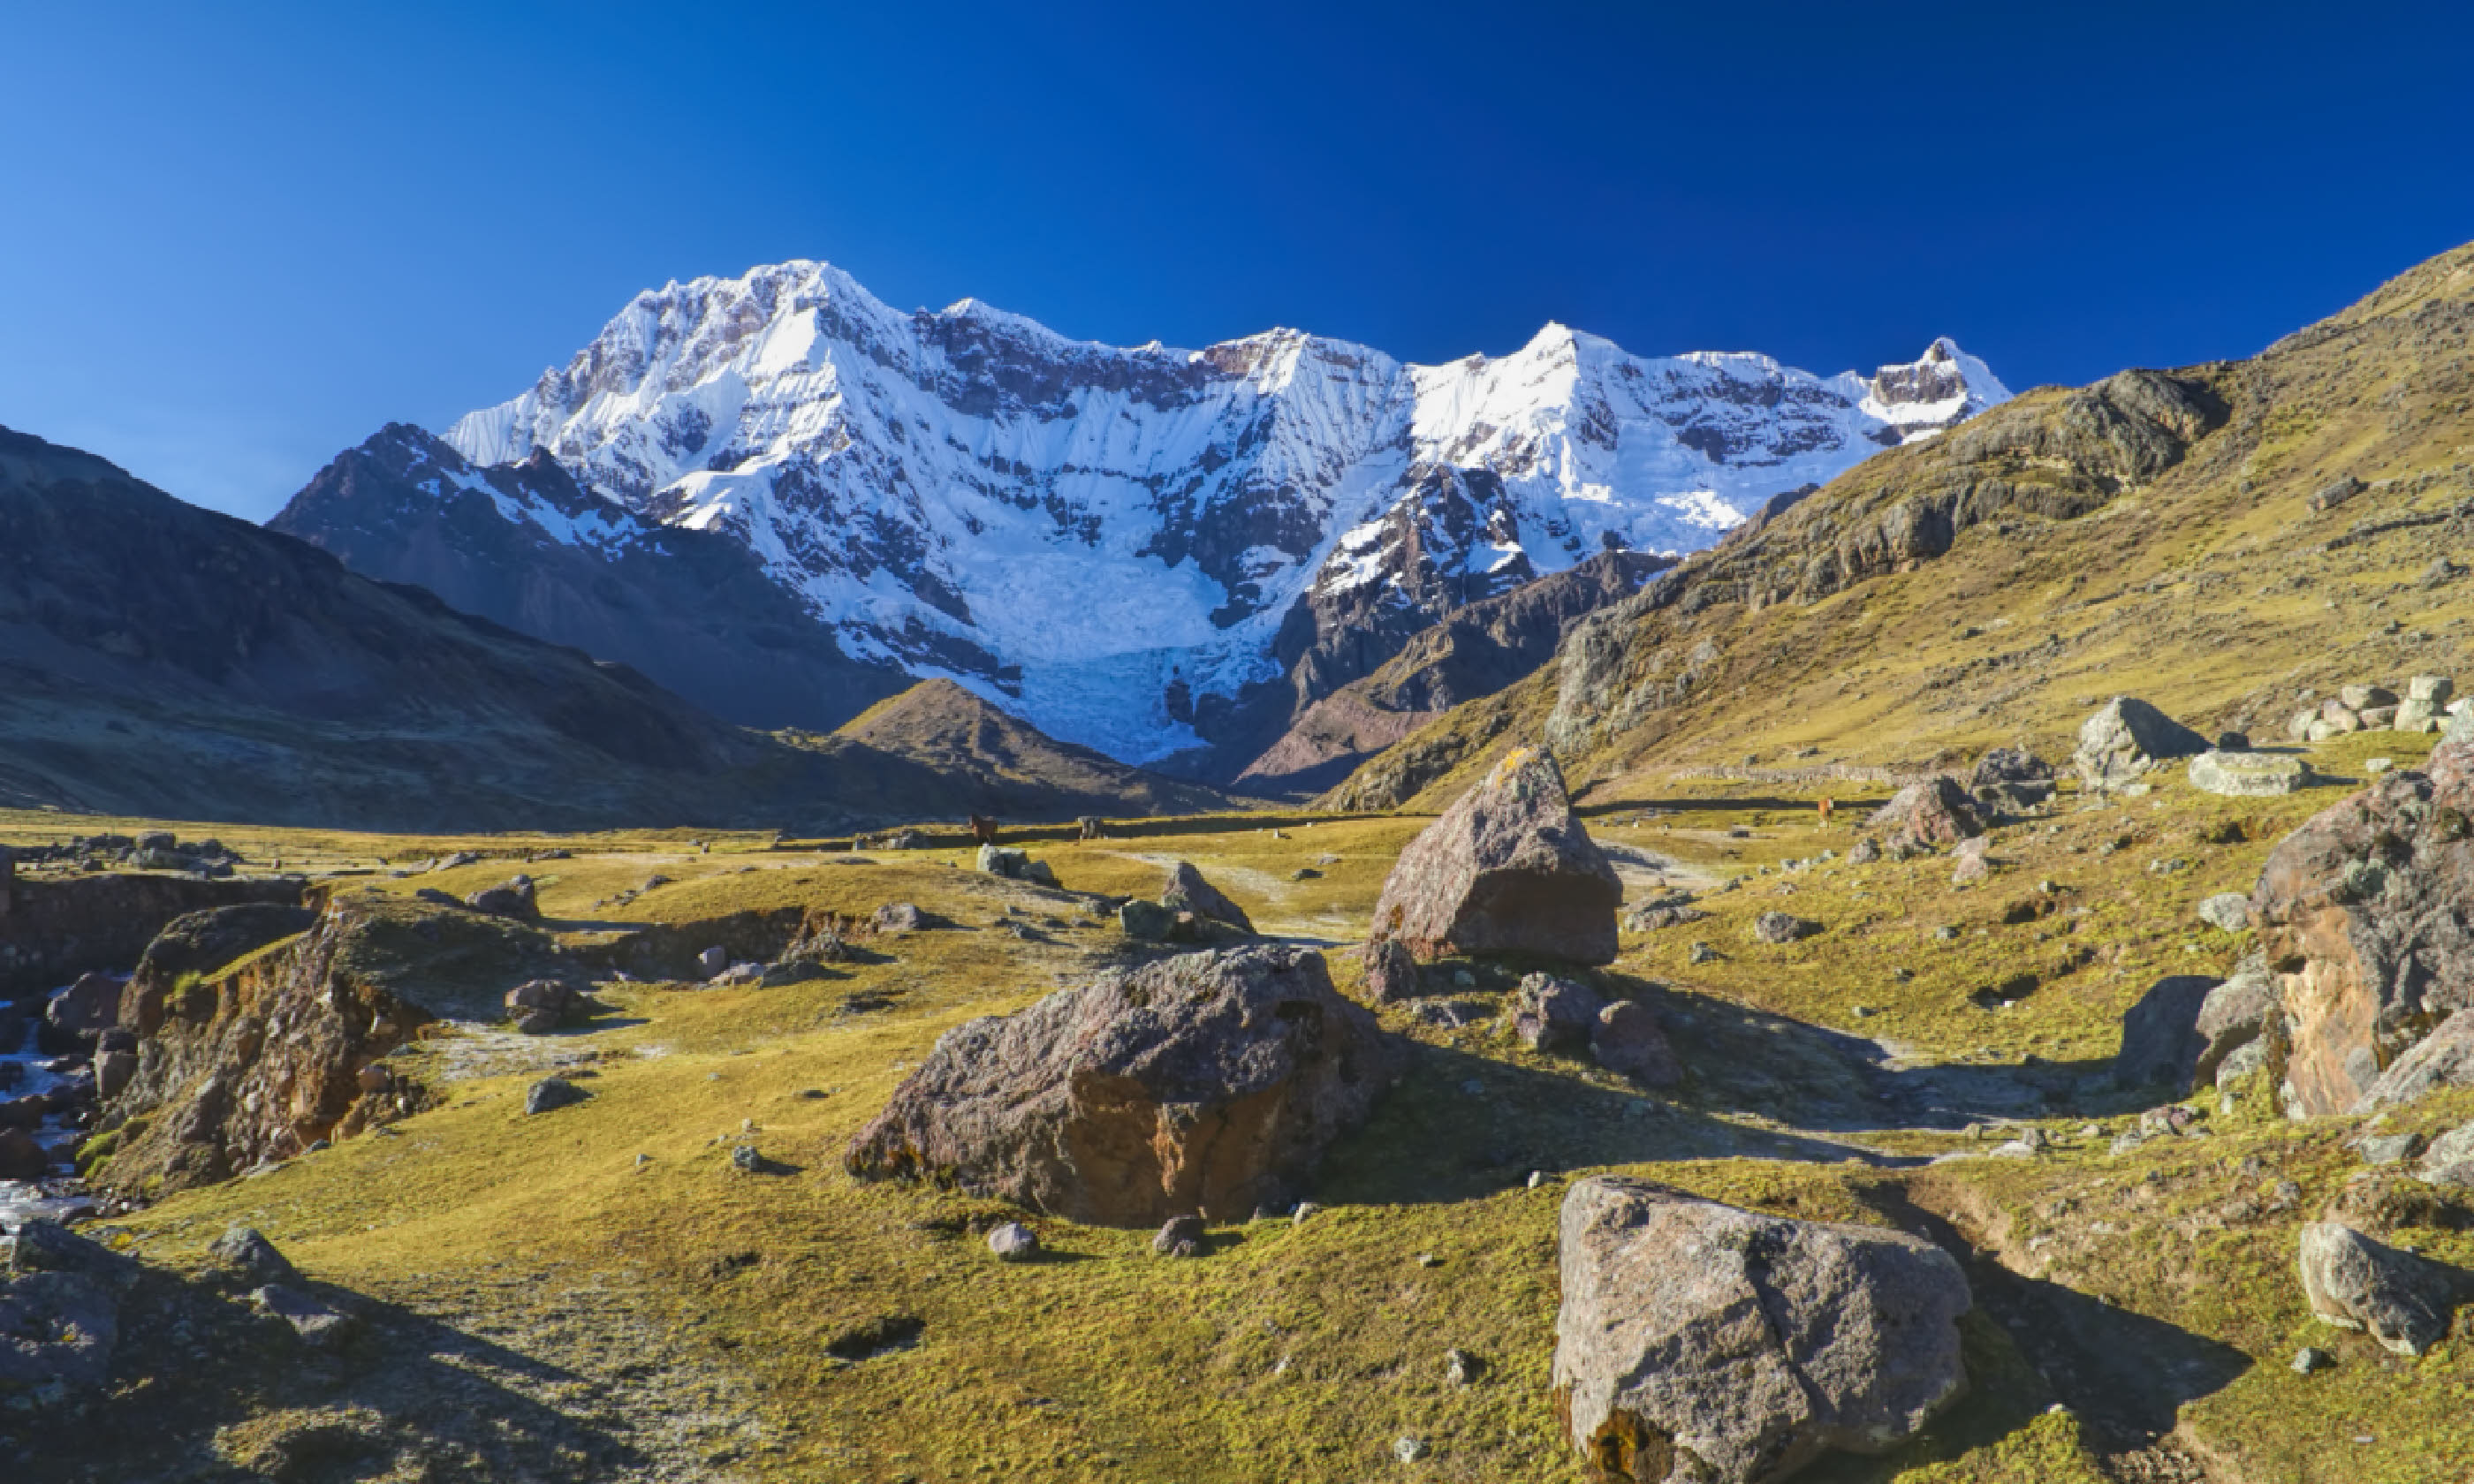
[23,1264,673,1484]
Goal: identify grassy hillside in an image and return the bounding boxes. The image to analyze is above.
[1326,244,2474,812]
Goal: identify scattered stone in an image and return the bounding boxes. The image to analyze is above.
[1393,1436,1428,1464]
[729,1144,763,1173]
[2075,697,2211,790]
[1360,936,1421,1003]
[1969,747,2057,808]
[1508,973,1605,1053]
[1950,852,1990,887]
[1368,747,1621,965]
[1848,837,1881,865]
[2359,1132,2424,1166]
[2189,750,2311,797]
[1751,911,1820,945]
[2297,1222,2454,1357]
[872,901,926,934]
[2291,1346,2333,1374]
[2192,955,2280,1088]
[983,1222,1041,1260]
[1444,1347,1481,1385]
[1870,776,1985,850]
[1152,1215,1207,1258]
[1554,1177,1969,1483]
[695,945,729,979]
[846,945,1402,1226]
[2197,893,2252,932]
[1687,942,1719,965]
[525,1077,589,1116]
[206,1225,297,1286]
[2310,473,2364,513]
[1159,861,1254,934]
[1623,892,1707,932]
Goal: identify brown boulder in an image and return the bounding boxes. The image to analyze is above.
[1369,747,1620,965]
[2254,737,2474,1114]
[844,944,1403,1227]
[0,1127,48,1179]
[1868,776,1984,851]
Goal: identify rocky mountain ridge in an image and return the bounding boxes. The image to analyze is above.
[272,260,2006,776]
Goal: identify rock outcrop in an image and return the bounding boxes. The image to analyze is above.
[95,894,581,1196]
[1369,747,1620,965]
[2254,738,2474,1115]
[845,944,1403,1226]
[2074,698,2210,790]
[1554,1177,1969,1483]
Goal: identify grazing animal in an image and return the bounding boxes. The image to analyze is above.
[1816,797,1834,827]
[968,814,999,845]
[1077,815,1105,841]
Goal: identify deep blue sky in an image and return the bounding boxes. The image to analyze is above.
[6,2,2471,520]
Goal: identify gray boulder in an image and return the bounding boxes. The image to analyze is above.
[464,875,540,920]
[2191,955,2280,1088]
[987,1223,1041,1261]
[2419,1118,2474,1186]
[1368,747,1620,965]
[1160,862,1253,935]
[1118,899,1176,942]
[2297,1222,2455,1357]
[2075,697,2210,790]
[525,1077,589,1115]
[251,1283,356,1347]
[2189,751,2309,798]
[1508,973,1605,1053]
[206,1225,298,1286]
[846,945,1403,1226]
[1969,746,2055,806]
[1751,912,1820,945]
[1554,1177,1969,1484]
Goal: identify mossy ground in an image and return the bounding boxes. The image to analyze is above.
[16,732,2473,1481]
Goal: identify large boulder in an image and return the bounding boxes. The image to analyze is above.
[2297,1223,2455,1357]
[845,945,1404,1226]
[1369,747,1620,965]
[1554,1177,1969,1484]
[2188,751,2310,798]
[39,971,124,1052]
[464,875,541,920]
[2254,737,2474,1115]
[1868,777,1984,850]
[2192,954,2280,1088]
[1159,862,1253,935]
[2075,697,2210,790]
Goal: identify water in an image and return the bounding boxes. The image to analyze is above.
[0,985,97,1230]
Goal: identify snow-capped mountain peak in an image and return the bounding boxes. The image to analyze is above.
[421,260,2006,763]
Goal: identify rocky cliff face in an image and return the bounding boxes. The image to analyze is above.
[275,260,2005,772]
